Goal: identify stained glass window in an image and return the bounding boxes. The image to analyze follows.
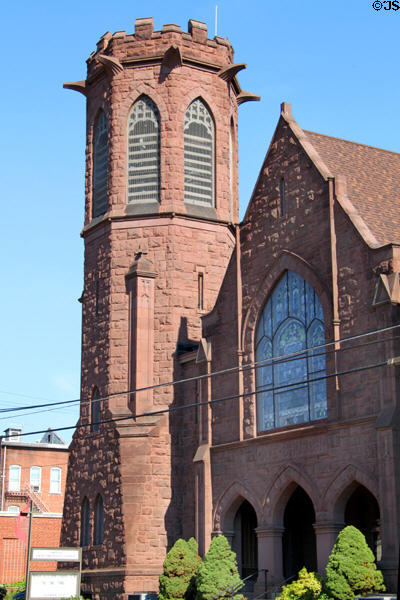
[127,96,160,203]
[184,98,214,206]
[256,271,327,431]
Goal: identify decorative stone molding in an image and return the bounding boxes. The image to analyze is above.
[218,63,246,82]
[63,81,87,96]
[97,54,124,76]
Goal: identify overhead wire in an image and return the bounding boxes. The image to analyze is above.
[10,354,392,440]
[0,324,398,418]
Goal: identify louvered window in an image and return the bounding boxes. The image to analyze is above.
[127,96,160,204]
[92,111,108,218]
[184,99,214,206]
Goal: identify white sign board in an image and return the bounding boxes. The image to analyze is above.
[29,572,80,599]
[31,547,81,562]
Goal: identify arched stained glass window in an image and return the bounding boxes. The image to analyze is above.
[184,98,214,206]
[127,96,160,204]
[92,111,108,218]
[256,271,327,431]
[91,387,100,433]
[80,497,90,547]
[94,495,104,545]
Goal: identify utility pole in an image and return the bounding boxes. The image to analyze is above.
[24,500,33,600]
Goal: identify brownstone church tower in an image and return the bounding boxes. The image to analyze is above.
[61,17,258,598]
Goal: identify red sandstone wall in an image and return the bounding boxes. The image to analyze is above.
[62,17,240,597]
[204,114,400,587]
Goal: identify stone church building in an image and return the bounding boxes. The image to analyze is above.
[61,16,400,599]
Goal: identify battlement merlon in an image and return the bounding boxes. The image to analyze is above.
[64,17,260,104]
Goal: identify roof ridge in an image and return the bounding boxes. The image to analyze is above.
[304,129,400,157]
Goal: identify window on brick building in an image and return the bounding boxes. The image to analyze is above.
[30,466,41,492]
[92,110,109,218]
[81,497,90,547]
[91,387,101,433]
[50,467,61,494]
[127,96,160,204]
[94,495,104,545]
[7,505,20,514]
[8,465,21,492]
[255,270,327,432]
[184,98,215,206]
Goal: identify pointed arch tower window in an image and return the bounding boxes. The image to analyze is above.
[92,110,108,218]
[80,497,90,547]
[127,96,160,204]
[184,98,215,206]
[255,270,327,431]
[91,387,100,433]
[94,494,104,545]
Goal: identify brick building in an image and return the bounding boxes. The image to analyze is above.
[61,16,400,599]
[0,428,69,582]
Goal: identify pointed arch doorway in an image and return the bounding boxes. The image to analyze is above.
[232,500,258,582]
[282,486,317,580]
[345,484,381,559]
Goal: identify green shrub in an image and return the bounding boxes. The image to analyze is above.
[159,538,202,600]
[0,585,7,600]
[324,525,385,600]
[4,579,25,600]
[195,535,243,600]
[276,567,322,600]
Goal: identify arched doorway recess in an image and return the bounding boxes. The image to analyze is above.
[233,500,258,582]
[344,484,381,559]
[282,486,317,580]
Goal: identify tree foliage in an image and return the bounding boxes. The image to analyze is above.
[276,568,322,600]
[195,535,243,600]
[159,538,202,600]
[324,526,385,600]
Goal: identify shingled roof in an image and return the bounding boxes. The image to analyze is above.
[304,130,400,247]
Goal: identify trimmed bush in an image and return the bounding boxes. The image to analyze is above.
[195,535,243,600]
[324,525,385,600]
[276,568,322,600]
[159,538,201,600]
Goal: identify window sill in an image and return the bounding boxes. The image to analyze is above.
[257,418,327,437]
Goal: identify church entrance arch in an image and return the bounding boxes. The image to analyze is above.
[344,484,381,559]
[282,486,317,580]
[232,500,258,582]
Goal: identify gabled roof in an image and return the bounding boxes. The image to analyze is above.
[304,130,400,247]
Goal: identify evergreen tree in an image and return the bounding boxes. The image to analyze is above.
[195,535,243,600]
[324,525,385,600]
[159,538,202,600]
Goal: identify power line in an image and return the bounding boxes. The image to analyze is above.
[0,324,398,416]
[11,355,391,440]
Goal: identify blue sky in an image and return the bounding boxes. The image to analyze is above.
[1,0,398,442]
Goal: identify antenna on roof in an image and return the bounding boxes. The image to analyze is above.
[215,5,218,37]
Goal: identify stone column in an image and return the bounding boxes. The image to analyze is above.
[313,521,344,573]
[253,526,284,595]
